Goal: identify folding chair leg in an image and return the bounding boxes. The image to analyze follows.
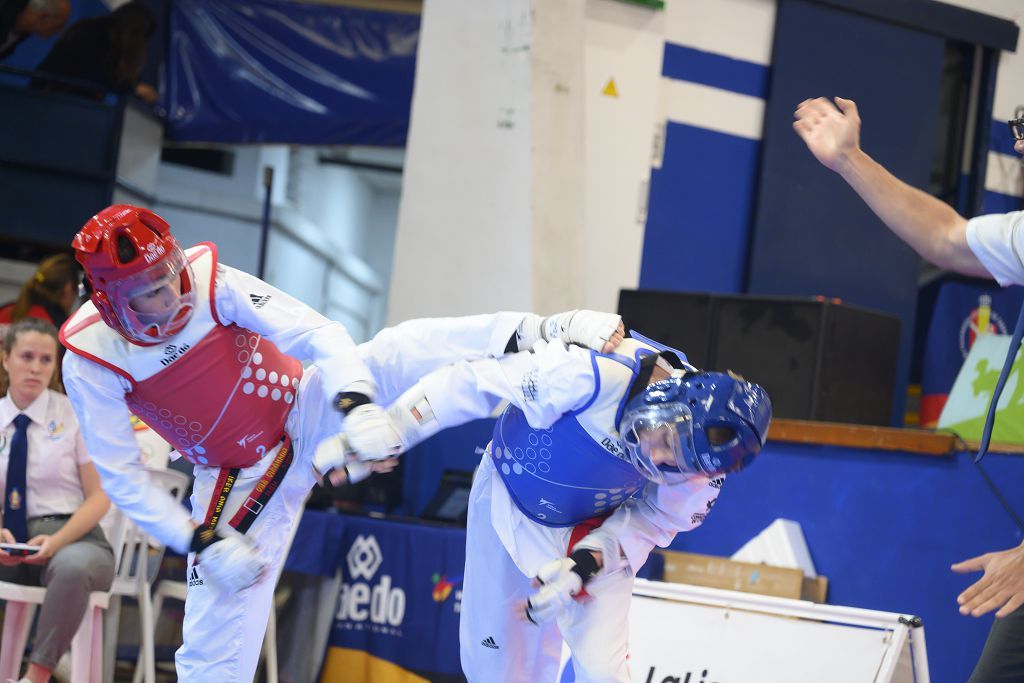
[137,588,156,683]
[91,607,104,683]
[69,605,104,683]
[0,602,36,681]
[102,596,122,683]
[135,590,167,683]
[69,607,93,683]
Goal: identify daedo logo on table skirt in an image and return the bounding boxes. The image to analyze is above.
[336,534,407,635]
[320,516,467,683]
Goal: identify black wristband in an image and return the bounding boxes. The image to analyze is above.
[504,333,518,354]
[569,549,600,586]
[190,525,221,553]
[334,392,371,415]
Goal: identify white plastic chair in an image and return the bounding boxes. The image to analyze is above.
[0,506,132,683]
[103,468,190,683]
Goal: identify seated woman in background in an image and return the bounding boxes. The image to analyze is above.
[0,253,80,331]
[0,318,114,683]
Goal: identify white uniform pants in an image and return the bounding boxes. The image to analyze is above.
[460,457,634,683]
[175,368,330,681]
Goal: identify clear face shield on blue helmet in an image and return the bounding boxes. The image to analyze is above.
[619,376,696,484]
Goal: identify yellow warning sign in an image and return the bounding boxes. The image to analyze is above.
[602,78,619,98]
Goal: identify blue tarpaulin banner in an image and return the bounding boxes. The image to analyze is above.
[165,0,418,145]
[319,514,465,682]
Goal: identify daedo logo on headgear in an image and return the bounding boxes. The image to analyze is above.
[143,241,166,264]
[336,534,406,634]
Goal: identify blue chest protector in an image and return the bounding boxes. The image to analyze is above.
[490,349,653,527]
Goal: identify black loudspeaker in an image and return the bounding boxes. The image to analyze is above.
[615,290,715,367]
[618,290,901,426]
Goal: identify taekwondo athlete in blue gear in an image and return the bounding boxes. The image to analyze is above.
[346,320,771,683]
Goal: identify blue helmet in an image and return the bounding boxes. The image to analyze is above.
[619,370,772,482]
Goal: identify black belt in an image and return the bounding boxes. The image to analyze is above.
[201,435,294,536]
[29,514,72,522]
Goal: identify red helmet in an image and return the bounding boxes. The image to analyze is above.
[73,205,197,345]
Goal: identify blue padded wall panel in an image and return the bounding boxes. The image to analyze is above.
[661,42,769,99]
[640,122,760,294]
[983,190,1023,215]
[748,0,947,425]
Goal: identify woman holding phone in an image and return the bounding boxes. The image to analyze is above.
[0,318,114,683]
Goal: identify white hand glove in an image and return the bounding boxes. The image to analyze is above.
[197,531,267,592]
[344,459,373,484]
[312,432,352,476]
[542,310,623,353]
[344,403,403,461]
[525,557,583,624]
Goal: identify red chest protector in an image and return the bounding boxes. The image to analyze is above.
[61,243,302,468]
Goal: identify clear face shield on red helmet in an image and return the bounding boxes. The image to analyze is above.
[105,246,196,344]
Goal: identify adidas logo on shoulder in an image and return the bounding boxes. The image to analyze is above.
[249,293,272,309]
[188,566,204,587]
[481,636,499,650]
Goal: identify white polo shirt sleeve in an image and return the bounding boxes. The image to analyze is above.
[965,211,1024,286]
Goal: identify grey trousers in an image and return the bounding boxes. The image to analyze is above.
[0,516,115,670]
[968,606,1024,683]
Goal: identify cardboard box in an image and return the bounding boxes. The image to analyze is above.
[801,575,829,604]
[659,550,805,600]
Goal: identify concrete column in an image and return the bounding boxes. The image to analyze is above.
[388,0,663,323]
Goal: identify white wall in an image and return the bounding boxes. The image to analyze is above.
[530,0,587,314]
[117,105,163,196]
[292,149,372,259]
[364,183,401,301]
[390,0,668,322]
[388,0,534,323]
[582,0,665,312]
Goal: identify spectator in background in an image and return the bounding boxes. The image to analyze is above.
[794,95,1024,683]
[0,318,114,683]
[0,0,70,61]
[0,253,80,396]
[30,0,157,103]
[0,253,80,331]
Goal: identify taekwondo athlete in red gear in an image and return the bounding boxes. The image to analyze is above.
[59,204,402,681]
[346,323,772,683]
